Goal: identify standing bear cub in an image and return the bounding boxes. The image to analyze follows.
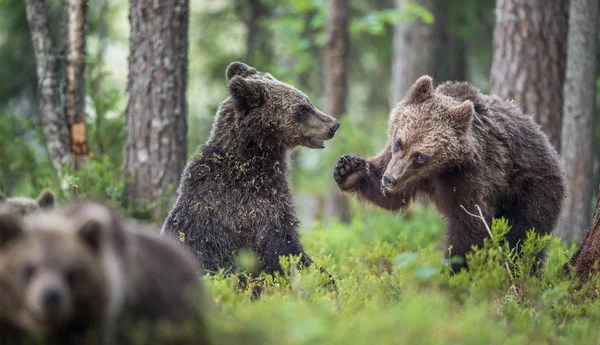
[334,76,564,271]
[162,62,340,274]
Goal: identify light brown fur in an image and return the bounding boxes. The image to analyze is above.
[335,76,565,271]
[0,190,55,216]
[0,207,108,345]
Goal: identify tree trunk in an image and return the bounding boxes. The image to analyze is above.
[64,0,89,166]
[24,0,70,176]
[568,186,600,282]
[90,0,109,155]
[556,0,599,243]
[490,0,569,151]
[390,0,443,108]
[125,0,189,215]
[324,0,351,223]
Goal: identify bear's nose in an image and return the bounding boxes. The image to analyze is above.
[382,173,397,187]
[330,120,340,134]
[42,288,63,312]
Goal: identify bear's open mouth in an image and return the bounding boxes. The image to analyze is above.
[305,138,326,149]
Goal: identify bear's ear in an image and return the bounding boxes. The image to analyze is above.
[36,190,54,209]
[404,76,434,104]
[228,76,266,111]
[226,62,258,83]
[76,218,104,254]
[73,204,113,254]
[0,208,24,248]
[0,192,6,203]
[447,100,474,131]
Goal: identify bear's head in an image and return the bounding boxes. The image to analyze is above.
[381,76,475,192]
[0,208,106,334]
[0,190,55,216]
[225,62,340,150]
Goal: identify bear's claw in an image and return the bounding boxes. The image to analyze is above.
[333,154,368,190]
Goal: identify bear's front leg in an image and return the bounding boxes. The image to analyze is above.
[333,154,411,211]
[256,230,311,275]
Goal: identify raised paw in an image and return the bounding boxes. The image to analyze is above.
[333,154,368,190]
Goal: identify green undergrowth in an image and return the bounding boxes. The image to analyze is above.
[170,205,598,345]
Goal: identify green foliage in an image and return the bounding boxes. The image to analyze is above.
[0,114,56,196]
[351,3,434,36]
[174,208,595,345]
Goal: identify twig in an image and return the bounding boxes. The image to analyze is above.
[460,204,520,301]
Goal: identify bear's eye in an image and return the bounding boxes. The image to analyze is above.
[294,106,310,122]
[393,140,402,153]
[413,153,428,165]
[64,266,85,286]
[23,263,36,282]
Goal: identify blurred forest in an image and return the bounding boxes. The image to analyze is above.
[0,0,599,243]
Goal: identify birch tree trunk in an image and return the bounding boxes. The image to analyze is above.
[24,0,70,176]
[324,0,351,223]
[490,0,569,151]
[125,0,189,214]
[557,0,599,242]
[64,0,89,166]
[390,0,442,108]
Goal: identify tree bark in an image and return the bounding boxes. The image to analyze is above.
[125,0,189,214]
[324,0,351,223]
[24,0,70,176]
[390,0,443,108]
[490,0,569,151]
[568,186,600,282]
[64,0,89,166]
[556,0,599,242]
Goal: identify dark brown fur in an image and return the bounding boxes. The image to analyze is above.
[161,62,340,274]
[334,76,565,271]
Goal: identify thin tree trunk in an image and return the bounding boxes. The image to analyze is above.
[324,0,351,223]
[557,0,599,242]
[125,0,189,215]
[24,0,70,176]
[90,0,109,155]
[490,0,569,151]
[568,186,600,282]
[390,0,443,108]
[64,0,89,166]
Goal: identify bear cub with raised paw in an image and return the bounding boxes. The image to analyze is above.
[334,76,565,272]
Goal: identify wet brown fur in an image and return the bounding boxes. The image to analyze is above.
[162,62,340,274]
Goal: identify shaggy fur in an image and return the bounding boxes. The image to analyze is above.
[334,76,565,271]
[161,62,340,274]
[0,190,54,216]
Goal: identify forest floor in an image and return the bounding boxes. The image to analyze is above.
[182,204,600,345]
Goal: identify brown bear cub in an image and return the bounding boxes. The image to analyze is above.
[162,62,340,274]
[58,203,205,342]
[0,207,107,345]
[334,76,565,271]
[0,203,205,344]
[0,190,55,216]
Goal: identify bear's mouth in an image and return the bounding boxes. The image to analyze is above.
[304,138,326,149]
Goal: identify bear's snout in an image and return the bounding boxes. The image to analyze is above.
[382,173,397,188]
[330,120,340,135]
